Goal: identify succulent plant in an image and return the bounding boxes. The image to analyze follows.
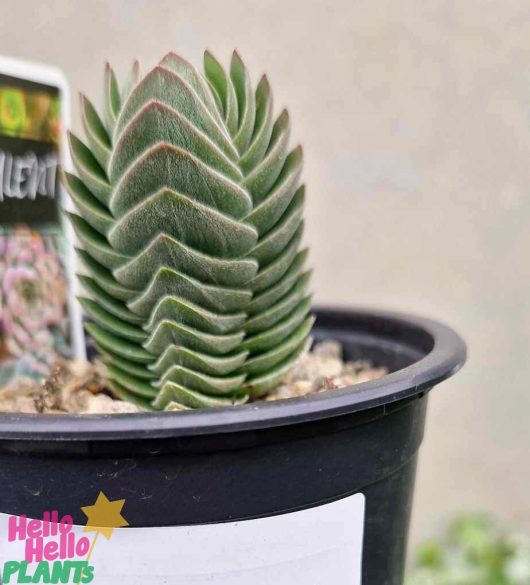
[64,51,313,410]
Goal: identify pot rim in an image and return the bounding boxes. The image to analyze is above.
[0,306,466,440]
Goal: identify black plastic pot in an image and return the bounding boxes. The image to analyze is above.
[0,307,465,584]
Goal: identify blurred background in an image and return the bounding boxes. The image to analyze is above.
[1,0,529,551]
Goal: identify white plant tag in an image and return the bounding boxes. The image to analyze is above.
[0,493,365,584]
[0,57,84,388]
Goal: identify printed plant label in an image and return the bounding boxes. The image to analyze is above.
[0,72,75,386]
[0,492,365,584]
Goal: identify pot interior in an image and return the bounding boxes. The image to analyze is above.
[313,309,433,372]
[0,307,465,440]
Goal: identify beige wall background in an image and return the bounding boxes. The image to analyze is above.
[1,0,529,548]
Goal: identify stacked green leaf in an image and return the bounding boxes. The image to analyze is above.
[65,51,313,410]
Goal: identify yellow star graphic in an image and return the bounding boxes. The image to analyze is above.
[81,491,129,540]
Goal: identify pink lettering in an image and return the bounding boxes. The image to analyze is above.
[44,540,59,561]
[25,537,43,563]
[76,537,90,557]
[27,519,41,538]
[8,514,27,541]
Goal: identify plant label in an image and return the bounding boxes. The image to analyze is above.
[0,58,84,388]
[0,493,365,584]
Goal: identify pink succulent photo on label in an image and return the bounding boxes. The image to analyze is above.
[0,227,69,382]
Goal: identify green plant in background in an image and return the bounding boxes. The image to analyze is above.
[64,52,313,410]
[407,515,530,585]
